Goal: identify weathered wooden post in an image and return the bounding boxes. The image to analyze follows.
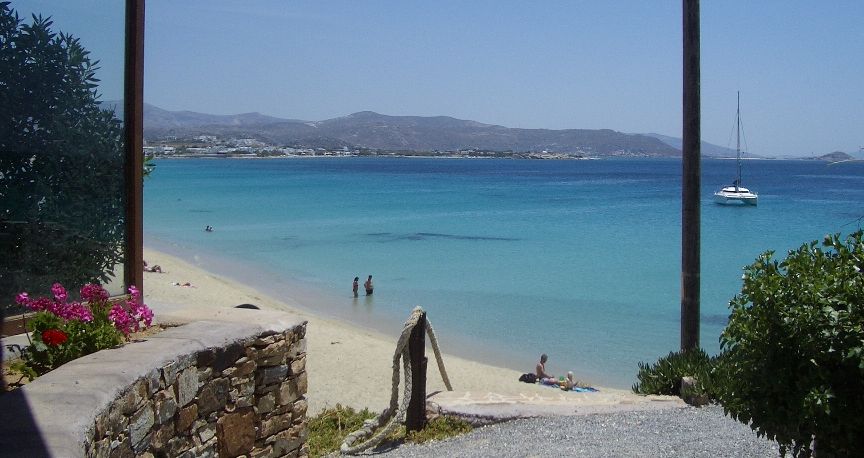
[681,0,701,351]
[406,311,428,433]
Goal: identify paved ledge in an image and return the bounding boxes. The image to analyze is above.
[0,307,307,457]
[428,389,686,425]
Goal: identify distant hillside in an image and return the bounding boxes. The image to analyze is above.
[810,151,854,162]
[307,111,679,156]
[143,103,303,129]
[642,133,740,158]
[138,104,680,156]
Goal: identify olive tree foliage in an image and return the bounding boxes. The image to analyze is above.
[0,2,126,308]
[717,231,864,457]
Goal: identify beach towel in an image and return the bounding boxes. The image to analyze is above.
[539,382,599,392]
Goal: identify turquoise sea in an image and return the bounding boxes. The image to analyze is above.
[144,157,864,388]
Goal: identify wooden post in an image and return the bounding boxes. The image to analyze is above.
[406,311,428,433]
[681,0,701,351]
[124,0,145,295]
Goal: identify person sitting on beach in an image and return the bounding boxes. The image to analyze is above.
[172,281,194,287]
[144,261,162,274]
[143,260,163,273]
[559,371,577,390]
[364,275,373,295]
[353,276,359,297]
[536,353,556,384]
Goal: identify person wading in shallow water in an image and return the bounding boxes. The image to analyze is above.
[353,277,359,297]
[364,275,374,295]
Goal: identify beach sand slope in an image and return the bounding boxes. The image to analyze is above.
[143,248,674,417]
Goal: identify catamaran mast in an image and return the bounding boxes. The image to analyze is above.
[736,91,742,189]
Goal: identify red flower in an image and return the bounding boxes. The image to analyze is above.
[41,329,68,346]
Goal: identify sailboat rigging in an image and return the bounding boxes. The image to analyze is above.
[714,92,758,206]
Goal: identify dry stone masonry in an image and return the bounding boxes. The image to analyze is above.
[0,310,308,458]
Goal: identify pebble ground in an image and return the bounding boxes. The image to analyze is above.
[372,405,779,457]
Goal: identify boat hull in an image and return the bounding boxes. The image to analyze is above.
[713,191,758,206]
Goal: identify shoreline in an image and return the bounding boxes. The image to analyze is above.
[143,247,619,414]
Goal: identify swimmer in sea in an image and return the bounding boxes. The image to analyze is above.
[364,275,373,295]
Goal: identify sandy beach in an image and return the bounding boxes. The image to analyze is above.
[143,247,608,415]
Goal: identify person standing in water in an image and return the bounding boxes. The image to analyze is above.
[364,275,374,295]
[352,277,359,297]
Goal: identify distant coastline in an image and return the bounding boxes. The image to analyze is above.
[147,150,847,162]
[132,103,859,161]
[148,150,590,160]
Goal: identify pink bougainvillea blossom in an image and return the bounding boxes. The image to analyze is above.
[51,283,68,303]
[128,285,140,301]
[16,282,151,336]
[130,301,154,327]
[66,302,94,322]
[108,304,134,335]
[80,283,109,303]
[24,296,52,312]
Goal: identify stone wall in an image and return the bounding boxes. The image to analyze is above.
[0,309,308,458]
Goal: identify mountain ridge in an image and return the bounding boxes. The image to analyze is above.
[135,103,678,156]
[110,102,774,157]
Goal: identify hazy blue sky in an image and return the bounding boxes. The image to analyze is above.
[12,1,864,157]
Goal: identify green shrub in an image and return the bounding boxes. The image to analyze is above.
[308,405,376,457]
[307,405,474,457]
[632,348,719,400]
[406,415,473,444]
[717,231,864,457]
[0,3,126,307]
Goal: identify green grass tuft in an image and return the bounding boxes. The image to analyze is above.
[307,405,376,457]
[406,415,473,443]
[307,406,473,457]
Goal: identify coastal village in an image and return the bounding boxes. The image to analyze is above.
[143,135,583,160]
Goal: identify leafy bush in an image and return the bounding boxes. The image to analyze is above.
[0,3,127,308]
[11,283,152,379]
[717,232,864,457]
[632,348,719,400]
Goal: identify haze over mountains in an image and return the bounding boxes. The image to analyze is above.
[138,103,742,157]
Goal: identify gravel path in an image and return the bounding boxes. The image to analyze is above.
[372,406,779,457]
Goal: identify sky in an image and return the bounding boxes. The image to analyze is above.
[11,1,864,157]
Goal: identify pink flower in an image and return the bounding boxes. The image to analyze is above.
[45,298,66,318]
[15,292,29,305]
[129,301,154,328]
[66,302,94,322]
[51,283,68,303]
[109,304,133,336]
[128,285,140,302]
[80,283,109,303]
[27,297,52,312]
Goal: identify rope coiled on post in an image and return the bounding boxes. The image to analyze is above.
[340,306,452,455]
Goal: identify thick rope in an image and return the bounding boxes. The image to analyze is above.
[340,306,452,454]
[425,319,452,391]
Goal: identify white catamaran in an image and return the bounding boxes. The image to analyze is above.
[714,92,758,206]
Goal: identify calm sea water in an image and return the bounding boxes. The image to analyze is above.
[144,157,864,388]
